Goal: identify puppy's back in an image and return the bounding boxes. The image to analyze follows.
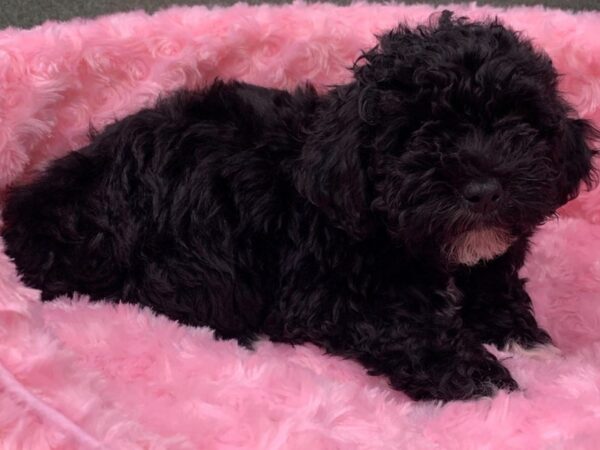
[1,81,316,334]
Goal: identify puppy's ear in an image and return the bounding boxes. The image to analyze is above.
[557,117,598,204]
[294,83,375,239]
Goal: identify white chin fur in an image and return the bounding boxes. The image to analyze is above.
[447,228,514,266]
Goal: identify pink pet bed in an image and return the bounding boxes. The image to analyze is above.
[1,2,600,448]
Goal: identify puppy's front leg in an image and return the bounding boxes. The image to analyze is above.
[457,243,552,350]
[343,313,519,401]
[266,281,517,401]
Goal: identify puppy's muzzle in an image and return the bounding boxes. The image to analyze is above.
[461,178,503,214]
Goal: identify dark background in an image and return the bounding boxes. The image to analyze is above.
[1,0,599,30]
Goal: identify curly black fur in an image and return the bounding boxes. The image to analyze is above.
[2,12,598,401]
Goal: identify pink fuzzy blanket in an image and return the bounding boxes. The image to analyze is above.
[1,2,600,448]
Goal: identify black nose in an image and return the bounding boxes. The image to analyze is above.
[462,179,503,212]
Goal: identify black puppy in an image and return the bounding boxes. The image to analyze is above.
[2,12,597,401]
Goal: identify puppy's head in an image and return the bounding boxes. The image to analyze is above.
[297,11,597,265]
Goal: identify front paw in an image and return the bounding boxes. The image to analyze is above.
[496,325,552,350]
[504,341,562,361]
[475,319,552,350]
[393,353,518,401]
